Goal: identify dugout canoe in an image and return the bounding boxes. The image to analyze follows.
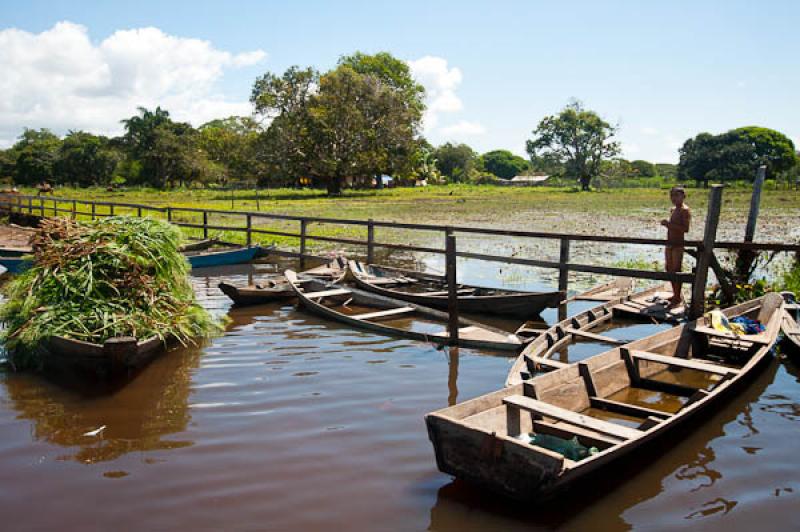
[285,269,523,352]
[345,261,563,318]
[507,282,669,385]
[218,257,348,306]
[40,335,169,379]
[426,293,784,501]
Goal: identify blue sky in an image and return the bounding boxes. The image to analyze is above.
[1,0,798,162]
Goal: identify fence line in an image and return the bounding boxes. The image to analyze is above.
[2,190,798,318]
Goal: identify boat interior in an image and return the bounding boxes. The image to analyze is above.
[435,294,783,467]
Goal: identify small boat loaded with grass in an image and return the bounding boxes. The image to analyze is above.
[0,217,222,379]
[426,293,784,501]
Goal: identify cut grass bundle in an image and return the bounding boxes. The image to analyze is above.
[0,216,222,369]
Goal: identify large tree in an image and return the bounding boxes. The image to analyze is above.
[55,131,119,187]
[10,129,62,186]
[434,142,477,182]
[678,127,797,186]
[198,116,263,185]
[251,53,424,195]
[526,101,620,190]
[481,149,529,180]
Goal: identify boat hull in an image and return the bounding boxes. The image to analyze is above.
[186,246,260,269]
[41,335,168,379]
[218,281,295,306]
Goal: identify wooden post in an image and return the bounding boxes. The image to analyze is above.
[367,219,375,264]
[202,211,209,239]
[166,207,172,223]
[689,184,724,320]
[137,206,142,218]
[246,214,253,247]
[299,219,308,268]
[446,233,459,346]
[558,238,571,322]
[27,196,33,214]
[71,200,77,219]
[109,204,115,216]
[39,197,44,215]
[91,202,96,220]
[744,165,766,243]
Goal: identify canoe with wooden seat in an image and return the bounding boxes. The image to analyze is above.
[780,292,800,355]
[218,258,348,306]
[426,293,784,501]
[345,260,563,318]
[284,270,523,352]
[506,282,665,385]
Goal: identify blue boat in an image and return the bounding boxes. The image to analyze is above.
[0,256,31,274]
[0,245,261,274]
[186,245,261,269]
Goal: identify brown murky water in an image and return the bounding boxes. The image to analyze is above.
[1,262,798,531]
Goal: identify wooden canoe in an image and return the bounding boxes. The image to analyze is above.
[285,270,523,352]
[507,283,670,385]
[0,255,30,274]
[41,335,168,378]
[346,261,563,318]
[218,257,349,307]
[185,245,261,269]
[426,293,784,501]
[780,292,800,355]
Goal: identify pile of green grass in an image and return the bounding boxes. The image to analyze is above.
[0,216,222,369]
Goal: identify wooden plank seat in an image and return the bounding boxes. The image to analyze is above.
[524,355,569,371]
[416,288,476,296]
[589,396,671,420]
[351,307,415,320]
[565,328,625,345]
[629,349,740,376]
[692,325,771,346]
[503,395,643,440]
[302,288,352,299]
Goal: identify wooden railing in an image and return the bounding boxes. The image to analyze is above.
[2,187,798,325]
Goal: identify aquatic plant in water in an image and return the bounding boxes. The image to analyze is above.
[0,216,223,369]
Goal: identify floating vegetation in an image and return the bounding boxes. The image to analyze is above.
[0,216,223,369]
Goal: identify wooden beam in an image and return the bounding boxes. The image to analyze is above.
[503,395,643,440]
[446,232,459,346]
[566,328,625,345]
[630,349,740,376]
[303,288,351,299]
[351,307,415,320]
[690,185,724,319]
[526,355,570,371]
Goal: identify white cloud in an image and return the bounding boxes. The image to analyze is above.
[439,120,486,138]
[407,56,463,131]
[0,21,266,146]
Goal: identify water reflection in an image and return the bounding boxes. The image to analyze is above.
[1,346,201,463]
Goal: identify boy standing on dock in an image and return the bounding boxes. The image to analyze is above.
[661,186,691,307]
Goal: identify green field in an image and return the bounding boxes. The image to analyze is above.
[14,184,800,252]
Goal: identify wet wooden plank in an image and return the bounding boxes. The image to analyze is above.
[503,395,643,440]
[630,350,739,376]
[352,307,415,320]
[565,328,625,345]
[303,288,352,299]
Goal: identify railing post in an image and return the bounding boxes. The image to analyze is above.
[109,204,114,216]
[71,200,77,219]
[367,219,375,264]
[446,232,459,346]
[558,238,571,294]
[689,184,724,320]
[166,206,172,223]
[137,206,142,218]
[39,197,44,215]
[744,165,766,242]
[299,219,308,269]
[28,196,33,214]
[91,202,96,220]
[246,213,253,247]
[203,211,209,239]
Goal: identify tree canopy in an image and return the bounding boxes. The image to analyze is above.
[678,126,797,186]
[526,101,620,190]
[480,150,529,180]
[434,143,477,182]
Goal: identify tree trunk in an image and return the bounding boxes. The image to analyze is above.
[327,176,343,196]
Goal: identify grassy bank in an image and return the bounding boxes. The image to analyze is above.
[14,184,800,253]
